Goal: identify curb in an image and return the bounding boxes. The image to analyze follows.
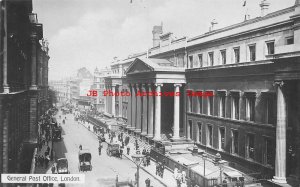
[78,121,169,187]
[122,152,168,187]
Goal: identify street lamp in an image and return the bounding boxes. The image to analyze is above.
[202,153,207,187]
[131,154,146,187]
[214,153,224,185]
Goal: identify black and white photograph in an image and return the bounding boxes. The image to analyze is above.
[0,0,300,186]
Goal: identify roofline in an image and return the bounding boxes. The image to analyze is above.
[188,6,295,43]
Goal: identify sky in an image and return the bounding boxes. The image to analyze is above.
[32,0,295,80]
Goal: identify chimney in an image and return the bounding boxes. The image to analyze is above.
[260,0,270,17]
[152,23,163,47]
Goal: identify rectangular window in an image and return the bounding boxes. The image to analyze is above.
[219,94,226,118]
[198,54,203,67]
[220,50,226,65]
[234,47,240,63]
[219,127,225,150]
[231,94,240,120]
[266,41,275,55]
[266,95,275,124]
[207,95,214,116]
[197,93,203,114]
[246,95,255,122]
[264,137,274,166]
[249,44,256,61]
[231,130,239,154]
[197,122,202,143]
[188,120,193,140]
[286,37,294,45]
[207,125,213,147]
[246,133,255,160]
[208,52,214,66]
[187,91,193,112]
[189,56,194,68]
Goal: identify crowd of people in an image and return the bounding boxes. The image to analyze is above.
[34,108,58,171]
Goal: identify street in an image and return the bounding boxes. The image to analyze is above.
[53,111,163,187]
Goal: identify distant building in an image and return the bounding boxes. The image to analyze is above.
[49,79,70,106]
[91,67,111,112]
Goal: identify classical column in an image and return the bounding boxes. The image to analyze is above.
[136,84,142,132]
[153,83,163,140]
[173,84,181,139]
[38,48,43,86]
[127,85,132,127]
[118,85,123,118]
[112,85,116,117]
[104,85,107,113]
[273,81,287,184]
[131,84,137,129]
[141,84,148,135]
[30,35,38,90]
[147,84,154,137]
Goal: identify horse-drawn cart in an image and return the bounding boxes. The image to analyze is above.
[78,149,92,172]
[106,142,121,157]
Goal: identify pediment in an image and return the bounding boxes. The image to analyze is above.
[126,58,154,74]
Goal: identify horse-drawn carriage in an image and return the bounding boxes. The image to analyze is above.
[57,158,69,174]
[78,149,92,172]
[53,126,62,140]
[106,142,121,157]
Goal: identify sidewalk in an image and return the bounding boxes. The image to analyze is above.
[80,120,177,187]
[34,129,55,174]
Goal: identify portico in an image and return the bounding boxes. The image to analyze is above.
[125,58,186,144]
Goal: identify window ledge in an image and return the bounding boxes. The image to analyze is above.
[186,112,275,129]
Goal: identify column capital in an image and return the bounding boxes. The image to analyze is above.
[141,84,147,91]
[273,81,284,88]
[174,83,182,87]
[154,83,163,87]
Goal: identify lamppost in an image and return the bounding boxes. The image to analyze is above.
[131,154,146,187]
[214,153,224,185]
[202,153,207,187]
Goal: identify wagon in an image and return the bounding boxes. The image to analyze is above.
[53,126,62,140]
[106,142,120,157]
[57,158,69,174]
[78,149,92,172]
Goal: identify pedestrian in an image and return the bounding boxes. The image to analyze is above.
[119,147,123,159]
[142,149,146,155]
[146,154,151,166]
[35,156,38,167]
[145,178,151,187]
[161,163,165,178]
[45,156,50,169]
[174,167,178,179]
[51,164,56,174]
[98,144,102,155]
[181,170,186,183]
[127,146,130,155]
[155,163,160,176]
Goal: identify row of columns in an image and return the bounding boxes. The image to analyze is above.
[126,83,182,140]
[103,80,291,183]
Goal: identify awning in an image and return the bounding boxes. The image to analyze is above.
[224,171,243,178]
[191,165,213,176]
[173,156,199,166]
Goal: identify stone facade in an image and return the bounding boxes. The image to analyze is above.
[0,0,49,174]
[103,1,300,184]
